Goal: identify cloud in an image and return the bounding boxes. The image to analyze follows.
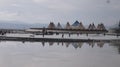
[32,0,77,12]
[0,11,19,21]
[33,0,47,3]
[0,0,12,7]
[0,0,119,26]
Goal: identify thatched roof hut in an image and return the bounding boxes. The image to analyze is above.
[97,23,106,30]
[88,23,96,30]
[48,22,56,29]
[79,22,85,29]
[56,22,62,29]
[65,22,71,29]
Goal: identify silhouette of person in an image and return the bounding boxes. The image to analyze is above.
[42,27,45,37]
[69,33,71,37]
[62,34,64,38]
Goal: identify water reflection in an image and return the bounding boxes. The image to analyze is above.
[0,41,120,54]
[87,42,95,48]
[97,42,104,48]
[109,42,120,54]
[0,41,120,67]
[16,41,120,51]
[47,42,105,49]
[27,41,119,54]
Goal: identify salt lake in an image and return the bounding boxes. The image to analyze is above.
[0,40,119,67]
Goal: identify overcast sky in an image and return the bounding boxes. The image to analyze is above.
[0,0,120,26]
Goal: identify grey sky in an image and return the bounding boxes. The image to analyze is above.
[0,0,120,26]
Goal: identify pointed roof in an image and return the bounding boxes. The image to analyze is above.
[48,22,56,29]
[97,24,101,30]
[92,23,96,30]
[88,23,96,30]
[88,24,92,30]
[97,23,106,30]
[57,22,62,29]
[79,22,85,29]
[65,22,71,29]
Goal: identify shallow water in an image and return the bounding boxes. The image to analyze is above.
[0,41,120,67]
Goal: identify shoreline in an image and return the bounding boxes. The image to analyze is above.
[0,35,119,43]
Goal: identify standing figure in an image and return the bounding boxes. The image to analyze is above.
[62,34,64,38]
[42,27,45,37]
[69,33,71,37]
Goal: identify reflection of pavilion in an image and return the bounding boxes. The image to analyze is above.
[72,42,83,49]
[87,41,105,48]
[97,42,104,48]
[65,42,70,48]
[65,22,71,29]
[20,41,106,49]
[49,42,54,46]
[87,42,95,48]
[42,41,45,47]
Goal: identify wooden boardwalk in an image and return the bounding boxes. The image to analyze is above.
[29,28,108,34]
[0,28,108,34]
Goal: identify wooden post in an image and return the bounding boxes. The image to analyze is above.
[62,34,64,38]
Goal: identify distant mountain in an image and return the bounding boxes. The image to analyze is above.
[0,21,47,29]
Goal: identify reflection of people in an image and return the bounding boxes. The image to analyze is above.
[69,33,71,37]
[42,42,45,47]
[42,27,45,37]
[22,41,25,43]
[62,42,64,46]
[62,34,64,38]
[57,42,59,45]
